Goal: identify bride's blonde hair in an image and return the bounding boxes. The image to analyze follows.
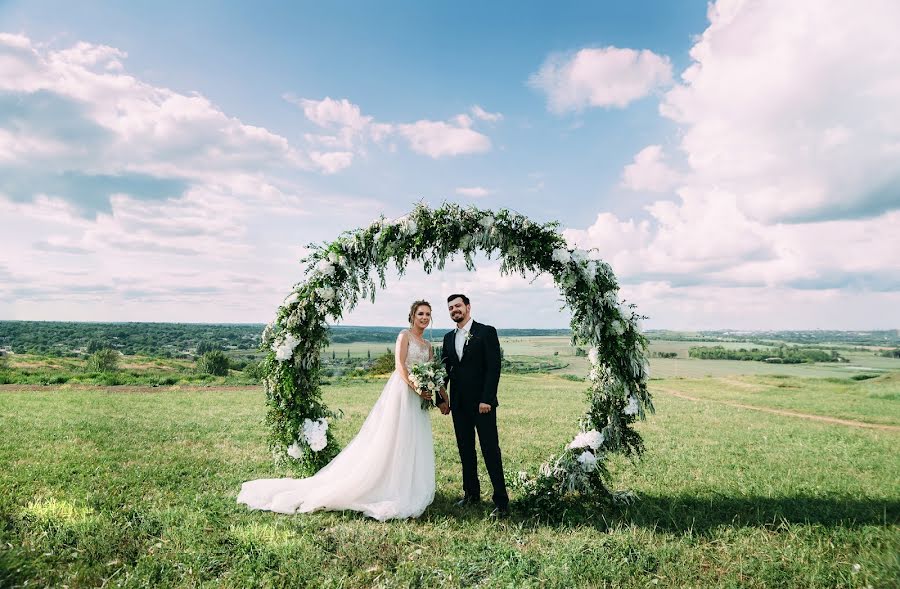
[408,300,432,326]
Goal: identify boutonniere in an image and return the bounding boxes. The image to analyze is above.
[464,331,473,344]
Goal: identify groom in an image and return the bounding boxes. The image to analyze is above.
[437,294,509,517]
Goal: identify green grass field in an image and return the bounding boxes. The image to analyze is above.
[1,371,898,588]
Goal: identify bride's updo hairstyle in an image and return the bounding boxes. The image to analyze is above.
[408,300,432,326]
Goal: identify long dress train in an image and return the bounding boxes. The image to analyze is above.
[237,331,435,521]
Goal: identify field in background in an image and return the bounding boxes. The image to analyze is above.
[2,326,898,586]
[1,372,898,587]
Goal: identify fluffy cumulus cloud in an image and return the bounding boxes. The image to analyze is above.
[567,0,900,328]
[620,145,680,192]
[0,33,386,321]
[529,46,672,113]
[288,95,496,160]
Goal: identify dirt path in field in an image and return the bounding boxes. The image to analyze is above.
[655,387,900,432]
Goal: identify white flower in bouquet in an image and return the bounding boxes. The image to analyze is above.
[327,251,340,264]
[315,286,335,301]
[552,248,571,265]
[567,430,604,451]
[273,333,300,362]
[584,260,597,281]
[459,234,473,249]
[624,395,640,416]
[571,249,588,264]
[286,442,303,459]
[479,214,495,230]
[316,259,335,276]
[283,292,299,307]
[577,450,598,472]
[588,347,599,366]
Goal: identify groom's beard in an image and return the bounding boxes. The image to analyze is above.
[450,312,464,323]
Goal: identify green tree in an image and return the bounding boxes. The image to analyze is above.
[369,348,396,375]
[86,339,108,354]
[86,349,119,372]
[197,350,229,376]
[0,351,9,370]
[196,341,220,355]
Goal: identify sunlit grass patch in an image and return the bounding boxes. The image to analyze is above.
[21,497,98,528]
[228,521,301,549]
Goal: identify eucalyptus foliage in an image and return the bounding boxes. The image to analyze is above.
[261,202,653,501]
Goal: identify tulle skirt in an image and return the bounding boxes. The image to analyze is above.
[237,371,435,521]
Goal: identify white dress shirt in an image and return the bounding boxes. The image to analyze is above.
[455,317,474,359]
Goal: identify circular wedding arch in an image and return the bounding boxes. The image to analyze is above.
[261,202,653,504]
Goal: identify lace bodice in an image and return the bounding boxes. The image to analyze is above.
[403,330,432,369]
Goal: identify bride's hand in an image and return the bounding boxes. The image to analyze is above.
[419,390,433,401]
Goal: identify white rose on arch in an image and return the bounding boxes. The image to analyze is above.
[567,430,605,451]
[315,286,335,301]
[551,248,571,265]
[316,259,335,276]
[624,395,640,416]
[577,450,598,472]
[272,333,300,362]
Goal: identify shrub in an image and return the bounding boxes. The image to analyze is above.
[86,349,119,372]
[242,360,265,382]
[196,341,221,355]
[0,351,8,370]
[368,349,396,375]
[197,351,229,376]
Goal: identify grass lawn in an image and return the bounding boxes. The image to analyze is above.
[1,374,898,587]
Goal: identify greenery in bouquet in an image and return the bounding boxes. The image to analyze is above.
[409,359,447,410]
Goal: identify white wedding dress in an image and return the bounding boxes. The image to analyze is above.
[237,330,436,521]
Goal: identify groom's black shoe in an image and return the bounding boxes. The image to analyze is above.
[454,496,481,507]
[489,506,510,519]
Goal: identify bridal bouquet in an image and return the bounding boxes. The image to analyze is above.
[409,359,447,410]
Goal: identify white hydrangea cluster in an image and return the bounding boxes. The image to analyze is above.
[576,450,598,472]
[302,417,329,451]
[624,395,640,416]
[272,333,300,362]
[566,429,605,451]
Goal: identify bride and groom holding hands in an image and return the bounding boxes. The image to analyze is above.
[237,294,510,521]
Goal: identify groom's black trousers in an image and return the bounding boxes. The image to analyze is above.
[451,405,509,509]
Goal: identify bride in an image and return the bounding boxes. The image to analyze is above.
[237,300,440,521]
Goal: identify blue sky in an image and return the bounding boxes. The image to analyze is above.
[1,0,898,330]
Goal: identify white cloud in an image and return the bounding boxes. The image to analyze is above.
[0,33,389,322]
[396,119,491,158]
[529,46,673,113]
[309,151,354,174]
[566,0,900,327]
[470,105,503,122]
[659,0,900,223]
[455,186,493,198]
[288,96,494,161]
[620,145,680,192]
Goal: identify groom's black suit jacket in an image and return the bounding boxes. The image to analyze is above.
[440,321,502,410]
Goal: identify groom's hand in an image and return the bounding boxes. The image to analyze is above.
[438,402,450,415]
[478,403,491,414]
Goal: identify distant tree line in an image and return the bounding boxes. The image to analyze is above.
[0,321,573,356]
[688,345,844,364]
[648,329,900,347]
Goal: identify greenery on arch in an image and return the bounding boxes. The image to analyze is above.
[260,202,653,503]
